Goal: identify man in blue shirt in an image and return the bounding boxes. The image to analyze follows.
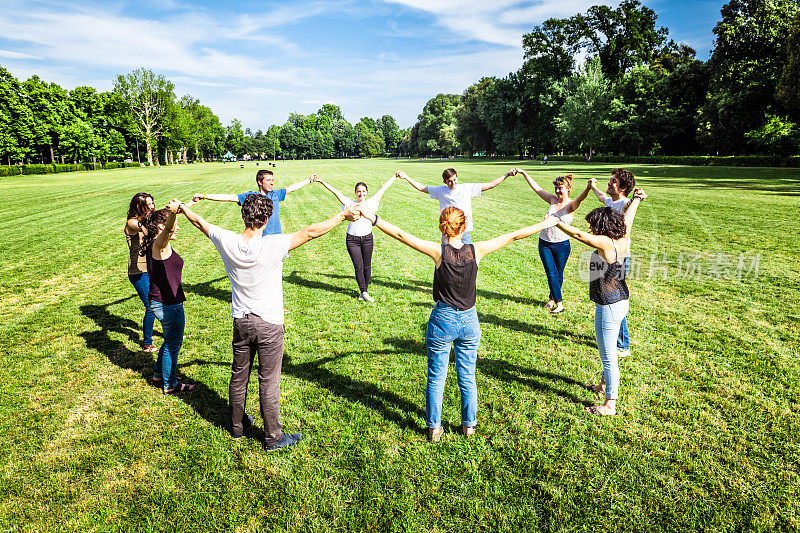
[193,170,314,235]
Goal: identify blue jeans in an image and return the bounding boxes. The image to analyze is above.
[149,301,185,391]
[595,299,629,400]
[538,239,570,302]
[617,257,631,350]
[128,273,155,346]
[441,231,471,245]
[425,302,481,428]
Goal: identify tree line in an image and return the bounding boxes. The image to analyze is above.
[404,0,800,157]
[2,0,798,165]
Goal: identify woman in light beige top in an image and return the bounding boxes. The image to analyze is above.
[125,192,156,353]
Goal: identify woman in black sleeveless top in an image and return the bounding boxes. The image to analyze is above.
[362,206,557,441]
[140,198,197,394]
[551,189,645,415]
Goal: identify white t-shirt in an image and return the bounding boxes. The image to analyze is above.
[539,202,575,243]
[207,224,291,324]
[343,196,380,237]
[605,197,631,212]
[428,183,482,232]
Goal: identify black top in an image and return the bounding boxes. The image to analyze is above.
[433,244,478,311]
[146,247,186,305]
[588,247,628,305]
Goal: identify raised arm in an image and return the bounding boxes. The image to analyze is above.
[192,193,239,203]
[480,169,512,192]
[285,176,313,194]
[623,189,646,239]
[125,217,142,234]
[397,171,429,194]
[473,218,558,262]
[517,168,557,203]
[153,199,179,251]
[371,176,397,203]
[362,213,441,263]
[555,218,611,250]
[289,206,359,251]
[566,180,593,214]
[178,201,212,237]
[588,178,608,203]
[316,176,351,206]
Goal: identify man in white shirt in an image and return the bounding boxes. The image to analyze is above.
[178,194,359,450]
[398,168,514,243]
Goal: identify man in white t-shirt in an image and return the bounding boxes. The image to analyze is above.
[178,194,359,451]
[398,167,514,243]
[589,168,637,357]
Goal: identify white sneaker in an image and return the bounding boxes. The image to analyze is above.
[357,293,365,301]
[361,292,375,302]
[549,302,564,314]
[617,348,631,358]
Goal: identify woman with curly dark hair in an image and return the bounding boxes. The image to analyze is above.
[140,198,196,394]
[551,188,646,415]
[125,192,156,352]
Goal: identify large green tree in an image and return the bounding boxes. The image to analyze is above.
[555,57,612,155]
[113,68,176,165]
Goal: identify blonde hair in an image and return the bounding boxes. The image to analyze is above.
[553,174,573,189]
[439,206,466,237]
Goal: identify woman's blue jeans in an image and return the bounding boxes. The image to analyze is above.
[128,273,155,347]
[538,239,570,302]
[425,302,481,429]
[595,299,629,400]
[617,257,631,350]
[149,300,185,391]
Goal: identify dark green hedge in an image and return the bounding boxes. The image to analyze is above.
[0,162,141,177]
[548,154,799,167]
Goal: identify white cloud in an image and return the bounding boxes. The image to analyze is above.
[0,49,40,59]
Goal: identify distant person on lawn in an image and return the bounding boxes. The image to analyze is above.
[192,169,314,235]
[589,168,637,357]
[314,173,396,302]
[550,188,646,416]
[177,194,361,450]
[361,205,559,441]
[397,168,515,244]
[125,192,156,353]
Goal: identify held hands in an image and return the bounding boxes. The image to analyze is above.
[343,205,362,222]
[192,193,205,202]
[310,174,320,183]
[167,198,182,214]
[633,188,647,200]
[395,170,408,180]
[588,178,598,188]
[543,214,561,228]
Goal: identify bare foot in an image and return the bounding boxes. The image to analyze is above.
[585,405,617,416]
[585,381,606,394]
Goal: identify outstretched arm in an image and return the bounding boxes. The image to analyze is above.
[178,201,211,237]
[480,169,512,192]
[473,218,558,262]
[517,168,557,203]
[371,175,397,203]
[588,178,608,203]
[555,219,611,250]
[125,218,142,234]
[397,171,429,194]
[623,189,646,239]
[285,176,313,194]
[316,176,351,206]
[289,206,359,251]
[192,193,239,203]
[566,180,593,214]
[362,213,441,263]
[153,199,180,251]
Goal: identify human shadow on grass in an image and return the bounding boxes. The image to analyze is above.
[79,300,257,441]
[287,270,541,305]
[476,358,590,407]
[181,276,230,304]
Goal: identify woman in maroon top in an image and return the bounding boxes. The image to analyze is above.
[362,206,557,441]
[140,198,196,394]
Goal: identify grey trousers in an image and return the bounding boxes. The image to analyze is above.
[231,314,285,445]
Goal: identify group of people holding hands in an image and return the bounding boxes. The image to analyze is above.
[124,165,646,449]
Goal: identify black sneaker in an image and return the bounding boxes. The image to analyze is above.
[232,414,254,439]
[266,432,303,451]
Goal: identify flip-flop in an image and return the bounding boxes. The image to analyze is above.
[585,406,617,416]
[164,382,195,394]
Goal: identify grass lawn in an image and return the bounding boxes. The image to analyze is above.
[1,158,799,532]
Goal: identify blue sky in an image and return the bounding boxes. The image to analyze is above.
[0,0,724,130]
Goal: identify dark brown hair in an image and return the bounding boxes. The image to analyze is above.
[139,208,170,255]
[127,192,153,220]
[613,169,636,196]
[442,168,457,181]
[241,194,273,229]
[439,206,466,237]
[355,182,368,193]
[585,207,626,239]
